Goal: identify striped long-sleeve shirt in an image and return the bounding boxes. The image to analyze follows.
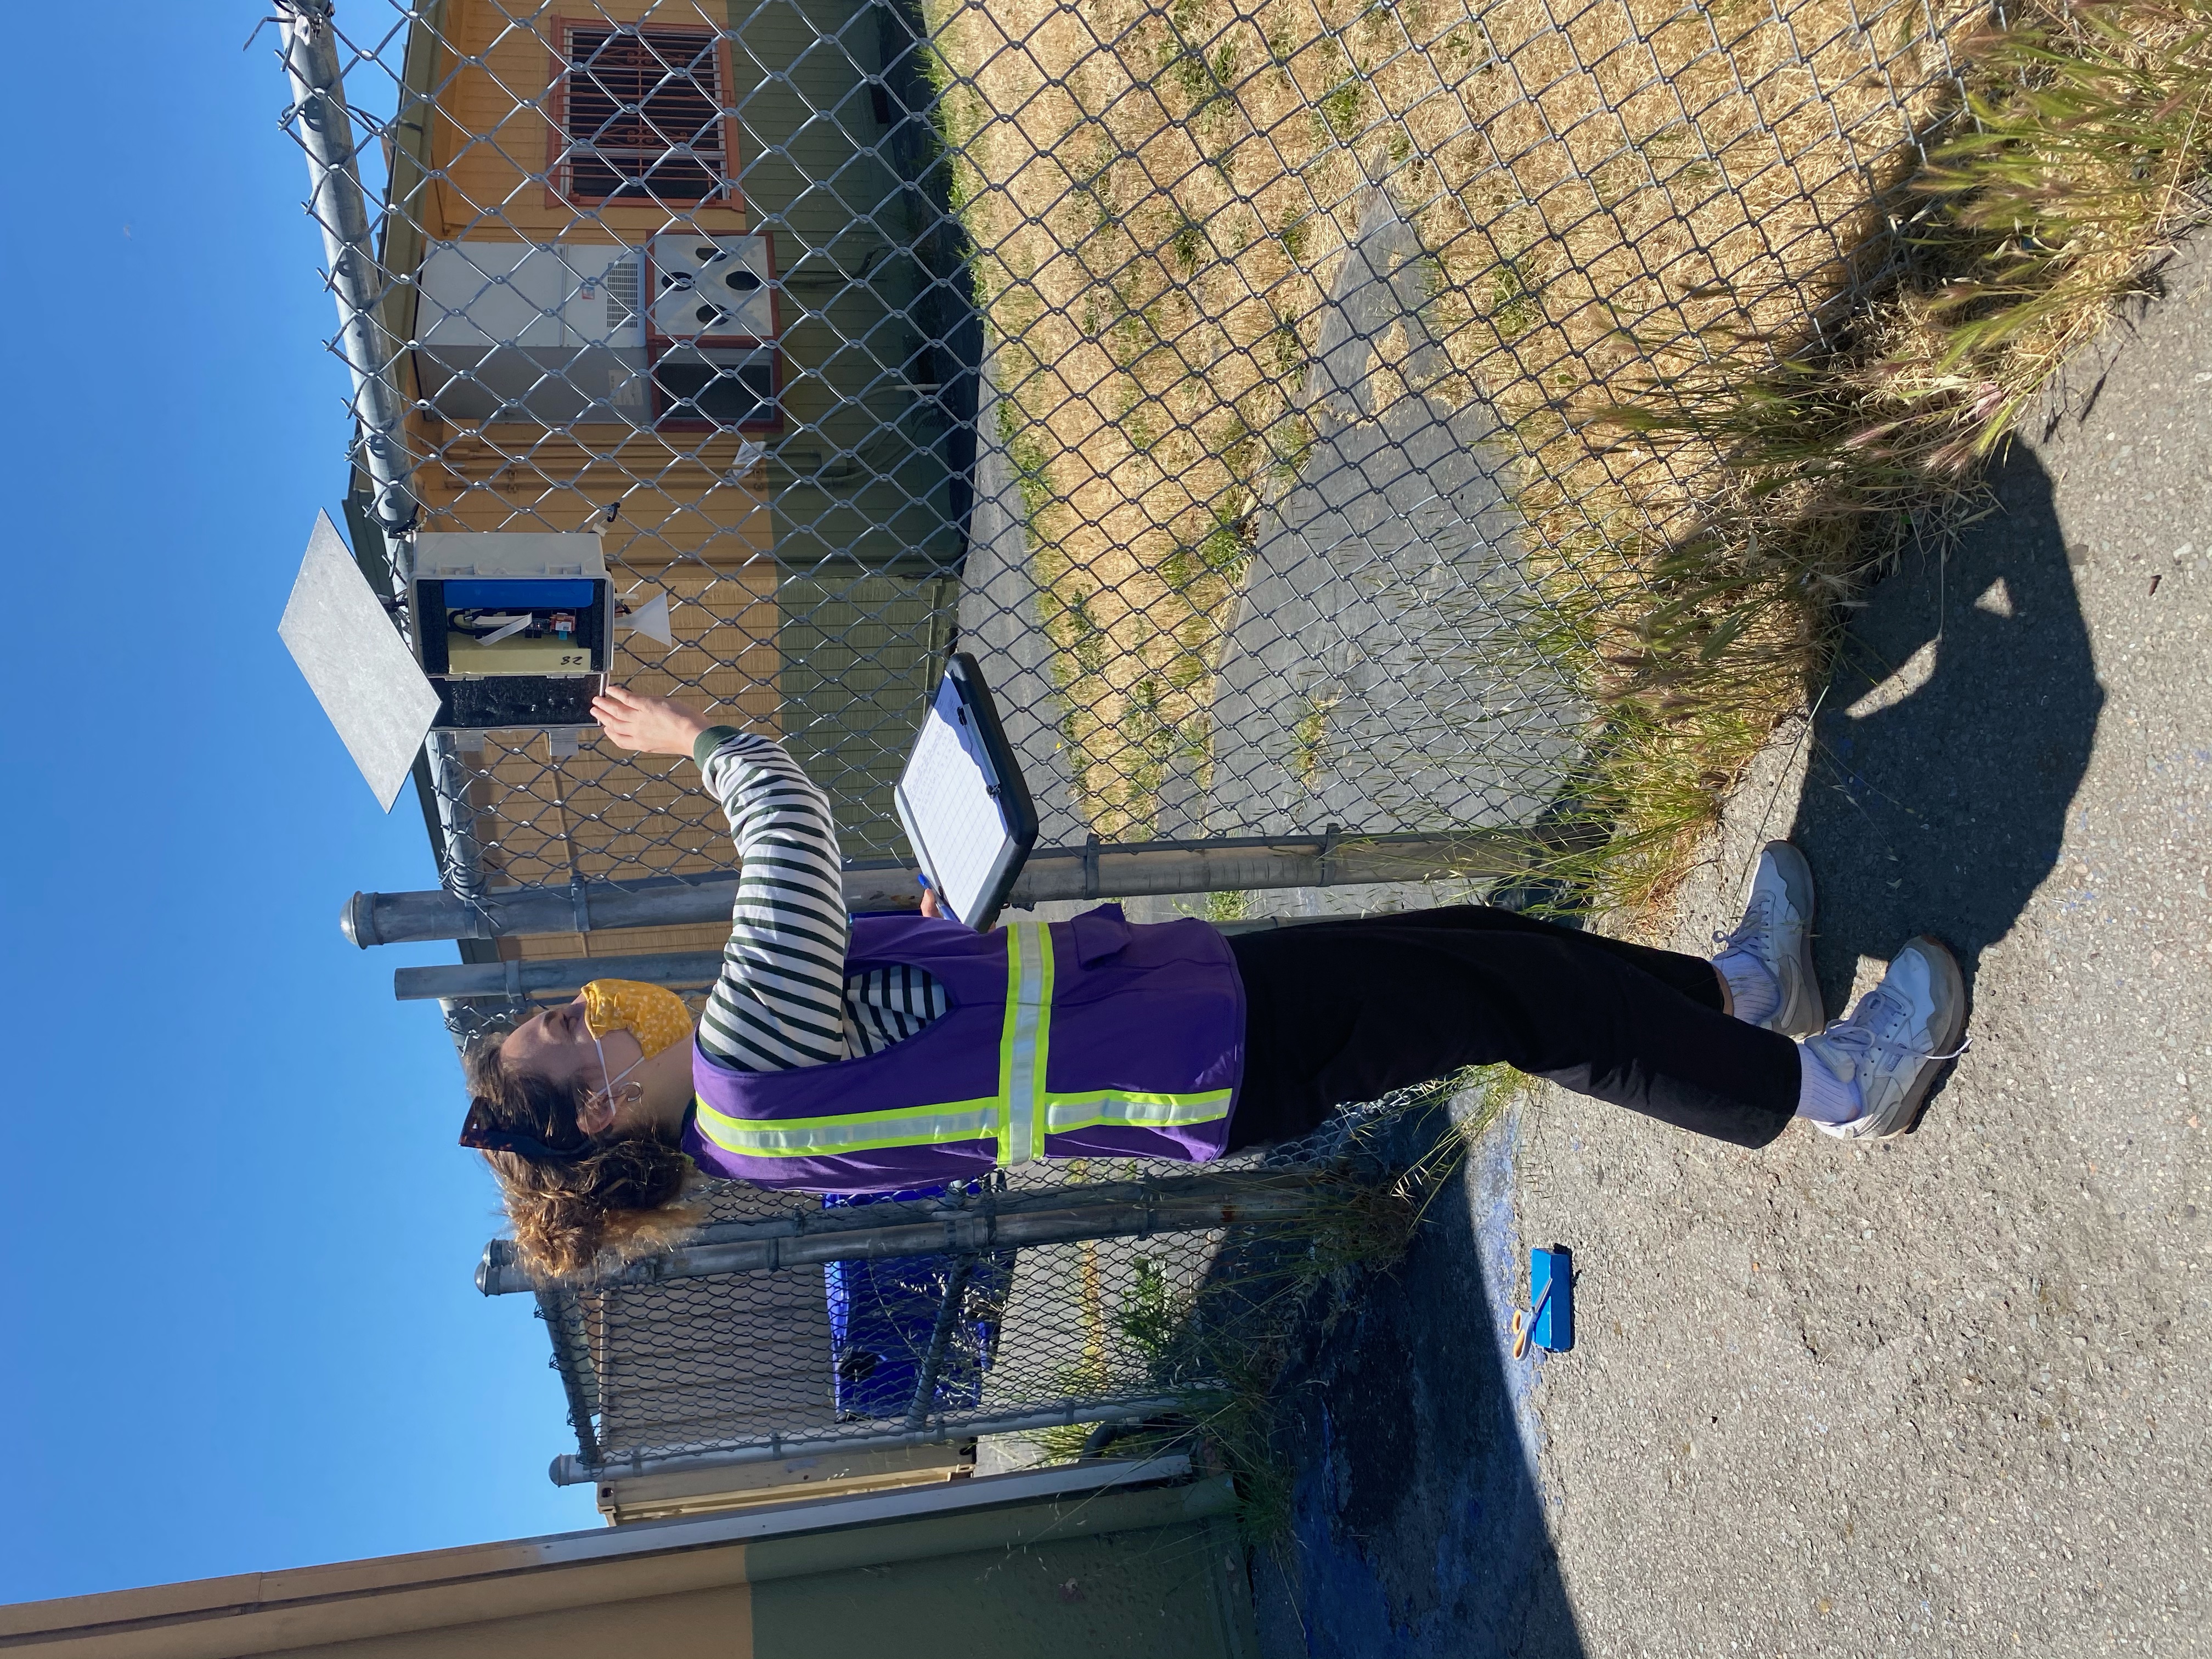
[692,725,946,1070]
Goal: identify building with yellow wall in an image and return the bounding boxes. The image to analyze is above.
[366,0,978,972]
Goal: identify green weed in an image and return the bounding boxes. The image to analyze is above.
[1488,255,1542,340]
[1204,888,1255,921]
[1320,76,1367,142]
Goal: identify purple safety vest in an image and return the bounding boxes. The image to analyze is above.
[683,905,1245,1192]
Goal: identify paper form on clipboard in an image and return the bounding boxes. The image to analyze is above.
[893,653,1038,930]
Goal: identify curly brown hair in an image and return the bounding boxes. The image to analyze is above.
[462,1028,701,1280]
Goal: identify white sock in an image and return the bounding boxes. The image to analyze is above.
[1795,1041,1863,1124]
[1713,949,1780,1026]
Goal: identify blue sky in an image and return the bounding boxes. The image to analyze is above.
[0,7,599,1604]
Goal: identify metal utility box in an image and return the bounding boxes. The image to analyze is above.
[414,241,649,426]
[409,533,611,731]
[647,234,781,430]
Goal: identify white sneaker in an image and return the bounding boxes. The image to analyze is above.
[1713,841,1825,1035]
[1802,936,1968,1141]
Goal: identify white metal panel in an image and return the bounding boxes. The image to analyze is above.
[419,241,644,348]
[278,512,441,812]
[413,532,610,581]
[650,234,776,340]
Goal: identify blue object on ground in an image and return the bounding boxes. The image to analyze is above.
[822,1186,1014,1420]
[1531,1246,1573,1352]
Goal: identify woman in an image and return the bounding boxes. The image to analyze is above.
[463,686,1967,1277]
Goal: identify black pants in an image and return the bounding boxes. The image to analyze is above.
[1226,905,1801,1150]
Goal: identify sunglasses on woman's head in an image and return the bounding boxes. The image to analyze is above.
[458,1097,589,1162]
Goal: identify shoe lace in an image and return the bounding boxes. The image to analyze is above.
[1815,979,1972,1072]
[1711,889,1775,958]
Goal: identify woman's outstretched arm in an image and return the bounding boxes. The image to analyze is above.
[693,725,854,1068]
[594,687,850,1071]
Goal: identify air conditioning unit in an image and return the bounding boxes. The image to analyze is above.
[415,242,650,426]
[650,233,777,341]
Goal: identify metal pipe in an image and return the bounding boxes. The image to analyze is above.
[278,0,417,544]
[399,948,727,1002]
[905,1257,980,1429]
[476,1172,1333,1295]
[394,912,1338,1000]
[422,733,488,907]
[551,1393,1207,1486]
[347,828,1536,946]
[281,1,490,909]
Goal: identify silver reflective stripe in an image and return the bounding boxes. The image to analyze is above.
[998,922,1052,1165]
[1043,1091,1234,1132]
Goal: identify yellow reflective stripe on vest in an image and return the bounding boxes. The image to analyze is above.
[692,1094,1002,1157]
[699,921,1060,1163]
[1043,1088,1235,1135]
[997,921,1054,1165]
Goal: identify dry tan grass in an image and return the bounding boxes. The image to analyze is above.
[1548,2,2212,911]
[927,0,1973,833]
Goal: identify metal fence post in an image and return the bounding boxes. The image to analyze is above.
[476,1169,1339,1296]
[277,0,415,546]
[344,830,1543,951]
[549,1396,1210,1488]
[280,0,484,909]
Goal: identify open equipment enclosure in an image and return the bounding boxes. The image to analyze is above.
[409,532,614,731]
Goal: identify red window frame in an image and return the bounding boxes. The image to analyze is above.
[548,21,743,210]
[648,345,784,435]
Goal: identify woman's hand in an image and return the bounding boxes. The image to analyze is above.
[592,685,713,757]
[919,882,944,919]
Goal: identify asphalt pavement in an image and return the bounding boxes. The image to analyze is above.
[958,188,1578,848]
[1254,237,2211,1656]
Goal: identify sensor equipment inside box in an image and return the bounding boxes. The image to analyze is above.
[408,533,611,730]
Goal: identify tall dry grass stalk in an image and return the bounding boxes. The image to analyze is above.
[1564,0,2212,909]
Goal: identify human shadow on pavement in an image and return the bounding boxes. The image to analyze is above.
[1246,1107,1584,1659]
[1784,442,2101,1090]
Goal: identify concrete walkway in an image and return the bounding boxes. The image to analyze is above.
[957,188,1580,850]
[1200,189,1582,840]
[1256,241,2211,1655]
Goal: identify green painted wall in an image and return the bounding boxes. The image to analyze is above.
[755,1520,1249,1659]
[721,0,980,853]
[747,1485,1257,1659]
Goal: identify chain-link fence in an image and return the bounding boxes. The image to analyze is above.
[275,0,1970,1489]
[465,1067,1417,1500]
[495,1137,1381,1497]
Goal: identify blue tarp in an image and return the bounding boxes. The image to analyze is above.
[822,1185,1015,1420]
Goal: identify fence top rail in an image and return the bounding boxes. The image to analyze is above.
[348,828,1545,946]
[480,1166,1338,1295]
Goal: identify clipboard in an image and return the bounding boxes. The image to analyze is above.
[893,652,1039,930]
